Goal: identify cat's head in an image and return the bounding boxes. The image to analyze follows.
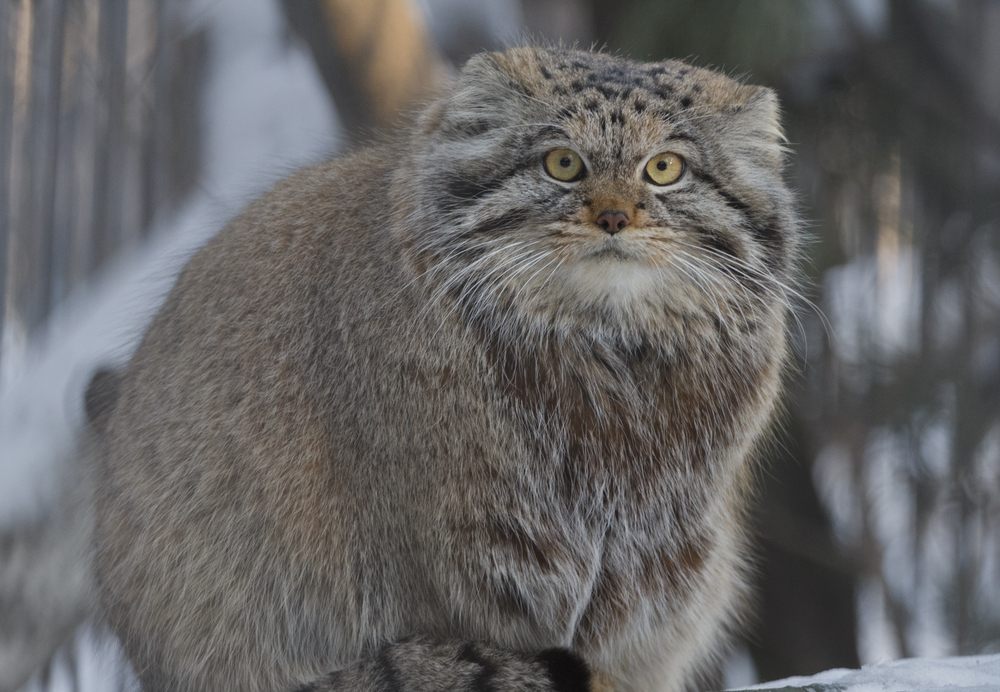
[396,46,797,343]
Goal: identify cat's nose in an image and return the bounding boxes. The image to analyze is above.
[595,210,630,235]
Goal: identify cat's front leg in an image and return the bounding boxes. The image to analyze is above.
[431,508,603,652]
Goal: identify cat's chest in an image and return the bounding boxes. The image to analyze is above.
[567,477,722,644]
[512,405,722,634]
[478,337,750,638]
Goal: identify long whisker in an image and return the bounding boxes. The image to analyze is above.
[673,238,833,341]
[668,243,817,363]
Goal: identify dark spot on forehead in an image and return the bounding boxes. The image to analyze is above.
[594,84,622,100]
[536,53,713,125]
[653,83,675,99]
[557,105,576,120]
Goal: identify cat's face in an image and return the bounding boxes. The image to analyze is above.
[399,47,797,340]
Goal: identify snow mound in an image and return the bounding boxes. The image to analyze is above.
[738,654,1000,692]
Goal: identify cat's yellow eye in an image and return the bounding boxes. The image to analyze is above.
[644,152,686,186]
[543,148,585,182]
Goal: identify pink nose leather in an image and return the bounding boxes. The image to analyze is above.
[595,210,630,234]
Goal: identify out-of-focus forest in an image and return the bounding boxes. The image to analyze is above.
[1,0,998,690]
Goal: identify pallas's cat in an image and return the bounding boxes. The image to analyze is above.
[92,46,798,691]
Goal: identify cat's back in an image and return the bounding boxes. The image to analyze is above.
[93,147,424,689]
[115,144,403,436]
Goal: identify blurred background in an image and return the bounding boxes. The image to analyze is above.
[1,0,998,690]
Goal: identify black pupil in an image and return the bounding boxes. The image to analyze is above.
[559,156,572,168]
[656,160,668,171]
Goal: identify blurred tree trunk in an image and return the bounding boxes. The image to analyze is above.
[0,0,204,381]
[282,0,448,141]
[90,0,126,275]
[749,413,861,679]
[0,0,14,357]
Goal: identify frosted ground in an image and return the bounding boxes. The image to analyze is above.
[741,654,1000,691]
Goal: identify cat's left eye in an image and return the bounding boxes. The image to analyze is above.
[543,148,586,183]
[644,152,686,186]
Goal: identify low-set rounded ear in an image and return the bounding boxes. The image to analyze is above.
[458,52,503,80]
[714,84,787,171]
[737,85,784,143]
[420,52,523,137]
[450,51,527,110]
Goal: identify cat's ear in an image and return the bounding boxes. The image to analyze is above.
[458,52,506,85]
[419,52,522,136]
[720,84,786,169]
[732,85,784,144]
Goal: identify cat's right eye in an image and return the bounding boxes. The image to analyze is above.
[543,148,586,183]
[644,152,686,186]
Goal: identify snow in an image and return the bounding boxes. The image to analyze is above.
[17,626,137,692]
[738,654,1000,691]
[724,646,762,688]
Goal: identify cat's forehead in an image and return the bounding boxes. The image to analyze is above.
[494,47,744,117]
[533,50,703,108]
[479,48,756,162]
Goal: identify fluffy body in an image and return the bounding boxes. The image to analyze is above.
[93,47,798,691]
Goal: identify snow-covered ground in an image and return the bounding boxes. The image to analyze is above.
[740,654,1000,691]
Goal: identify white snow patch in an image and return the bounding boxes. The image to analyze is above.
[724,645,761,688]
[740,653,1000,691]
[19,627,137,692]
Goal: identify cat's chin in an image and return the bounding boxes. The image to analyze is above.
[549,250,701,319]
[558,258,689,307]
